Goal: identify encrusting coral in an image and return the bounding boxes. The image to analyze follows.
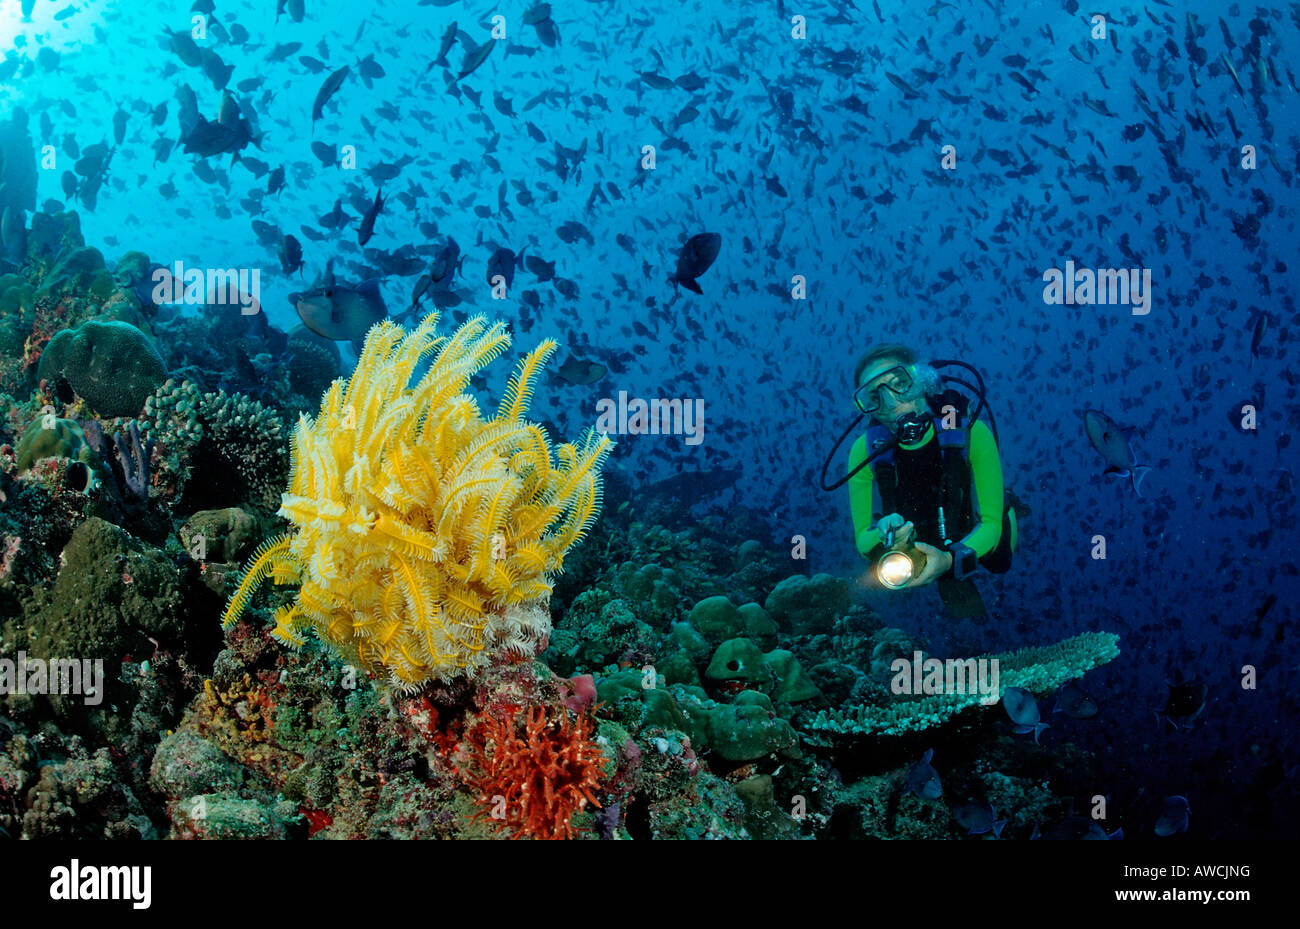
[222,313,613,690]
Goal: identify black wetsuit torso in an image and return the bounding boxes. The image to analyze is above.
[891,436,945,547]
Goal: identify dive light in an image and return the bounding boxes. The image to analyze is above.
[876,544,927,590]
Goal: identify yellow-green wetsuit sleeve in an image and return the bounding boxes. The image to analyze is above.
[847,434,883,558]
[962,419,1004,558]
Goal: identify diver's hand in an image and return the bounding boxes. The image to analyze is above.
[877,514,912,548]
[907,542,953,587]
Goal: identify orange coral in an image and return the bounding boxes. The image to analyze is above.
[202,673,276,743]
[458,703,605,839]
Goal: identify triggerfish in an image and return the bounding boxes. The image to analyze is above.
[1084,409,1152,497]
[291,260,387,352]
[670,232,721,295]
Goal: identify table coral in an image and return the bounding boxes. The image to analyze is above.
[222,313,613,690]
[806,631,1120,739]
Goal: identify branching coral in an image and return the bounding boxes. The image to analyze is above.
[200,390,290,511]
[456,703,605,839]
[222,313,613,690]
[142,379,288,509]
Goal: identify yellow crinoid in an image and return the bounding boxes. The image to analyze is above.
[221,313,613,690]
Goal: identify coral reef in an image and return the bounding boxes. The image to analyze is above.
[36,245,118,305]
[0,211,1134,842]
[764,573,853,635]
[285,326,341,401]
[179,507,260,564]
[22,517,188,664]
[15,416,97,473]
[142,379,289,512]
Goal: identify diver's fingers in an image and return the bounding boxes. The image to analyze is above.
[906,542,943,586]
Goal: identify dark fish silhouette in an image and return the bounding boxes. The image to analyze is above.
[429,21,457,71]
[458,38,495,80]
[553,358,607,386]
[180,117,242,158]
[522,3,551,25]
[532,18,559,48]
[640,72,675,90]
[278,234,303,276]
[265,42,302,63]
[670,232,721,295]
[1084,409,1151,496]
[1154,796,1190,836]
[1003,686,1049,742]
[428,238,462,285]
[1156,674,1207,731]
[357,187,384,246]
[358,53,385,88]
[524,254,555,282]
[485,246,522,288]
[885,71,925,98]
[1053,680,1098,719]
[556,220,594,246]
[904,749,942,799]
[312,66,350,133]
[1250,311,1267,364]
[164,27,202,67]
[952,801,1007,838]
[311,141,336,167]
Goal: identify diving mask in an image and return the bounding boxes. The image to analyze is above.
[853,364,915,416]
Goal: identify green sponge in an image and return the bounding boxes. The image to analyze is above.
[708,691,800,762]
[764,649,823,704]
[738,602,779,650]
[687,595,744,645]
[764,573,852,634]
[15,416,96,472]
[705,638,768,685]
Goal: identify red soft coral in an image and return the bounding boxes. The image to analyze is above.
[457,703,605,840]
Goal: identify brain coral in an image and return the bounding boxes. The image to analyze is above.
[38,319,166,417]
[223,313,613,690]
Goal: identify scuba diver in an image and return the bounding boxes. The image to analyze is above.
[820,344,1022,618]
